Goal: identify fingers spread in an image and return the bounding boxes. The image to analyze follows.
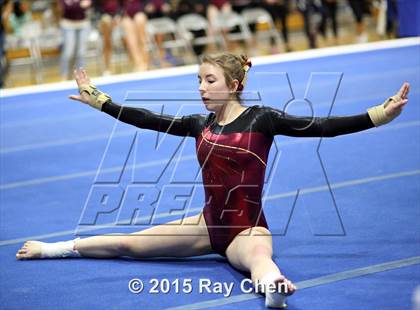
[73,68,92,90]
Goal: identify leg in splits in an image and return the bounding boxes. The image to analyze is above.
[16,214,212,259]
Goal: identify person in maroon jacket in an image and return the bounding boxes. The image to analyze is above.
[16,53,409,308]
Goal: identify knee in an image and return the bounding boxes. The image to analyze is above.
[248,244,272,266]
[101,14,112,26]
[134,13,147,25]
[251,244,272,258]
[121,17,132,29]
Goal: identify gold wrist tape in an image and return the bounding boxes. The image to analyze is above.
[79,84,112,111]
[367,94,401,127]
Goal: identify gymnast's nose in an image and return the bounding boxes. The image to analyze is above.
[199,80,207,93]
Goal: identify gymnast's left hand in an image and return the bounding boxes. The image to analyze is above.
[384,82,410,119]
[68,68,93,106]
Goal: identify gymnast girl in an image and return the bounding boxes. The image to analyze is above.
[16,53,409,308]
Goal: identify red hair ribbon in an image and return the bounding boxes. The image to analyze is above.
[238,59,252,91]
[243,59,252,72]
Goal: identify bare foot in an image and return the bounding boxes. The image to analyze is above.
[264,274,297,308]
[275,277,297,296]
[16,241,43,260]
[274,275,297,296]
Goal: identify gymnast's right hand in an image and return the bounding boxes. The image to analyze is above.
[69,68,112,110]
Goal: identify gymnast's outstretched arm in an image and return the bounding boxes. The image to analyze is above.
[101,101,204,137]
[69,68,204,137]
[262,82,410,138]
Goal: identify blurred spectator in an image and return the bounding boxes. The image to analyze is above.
[175,0,207,18]
[231,0,257,14]
[96,0,121,75]
[1,0,12,87]
[8,0,31,36]
[207,0,232,23]
[58,0,91,80]
[263,0,292,52]
[318,0,338,44]
[208,0,231,13]
[347,0,370,43]
[120,0,149,71]
[207,0,232,43]
[144,0,174,67]
[144,0,171,19]
[296,0,323,48]
[174,0,209,56]
[385,0,398,38]
[375,0,397,38]
[231,0,258,35]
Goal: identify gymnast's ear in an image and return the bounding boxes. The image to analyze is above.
[230,79,240,93]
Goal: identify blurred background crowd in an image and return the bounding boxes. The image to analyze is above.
[0,0,417,88]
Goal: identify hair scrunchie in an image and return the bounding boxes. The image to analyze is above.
[243,59,252,72]
[237,59,252,91]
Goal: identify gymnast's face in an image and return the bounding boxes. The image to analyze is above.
[198,63,234,112]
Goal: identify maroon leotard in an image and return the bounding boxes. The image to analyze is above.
[102,102,374,256]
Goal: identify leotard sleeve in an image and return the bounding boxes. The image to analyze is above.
[258,106,375,137]
[102,101,206,137]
